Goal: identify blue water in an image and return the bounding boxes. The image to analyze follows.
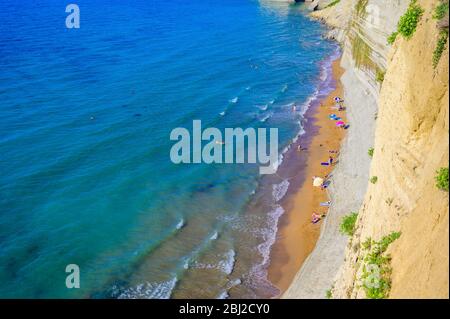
[0,0,338,298]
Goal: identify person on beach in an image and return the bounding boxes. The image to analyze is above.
[311,213,321,224]
[329,156,333,165]
[320,178,329,190]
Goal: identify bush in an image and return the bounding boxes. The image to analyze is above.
[368,147,374,157]
[433,30,449,68]
[435,167,449,191]
[340,212,358,236]
[375,69,385,83]
[370,176,378,184]
[360,232,401,299]
[387,32,398,45]
[397,0,424,39]
[325,289,333,299]
[378,232,401,252]
[433,1,449,20]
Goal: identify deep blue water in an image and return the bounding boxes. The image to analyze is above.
[0,0,338,298]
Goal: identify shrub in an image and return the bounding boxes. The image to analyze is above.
[433,1,449,20]
[387,32,398,45]
[397,0,424,39]
[325,289,333,299]
[435,167,449,191]
[375,69,385,83]
[368,147,374,157]
[361,237,372,250]
[432,30,449,68]
[340,212,358,236]
[360,232,401,299]
[378,232,401,252]
[325,0,341,9]
[370,176,378,184]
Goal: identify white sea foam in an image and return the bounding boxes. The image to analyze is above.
[258,205,284,266]
[259,113,271,123]
[192,249,236,275]
[249,204,285,283]
[210,231,218,241]
[219,111,226,116]
[217,291,229,299]
[229,97,239,104]
[216,278,242,299]
[117,277,177,299]
[258,104,268,111]
[176,219,185,230]
[272,179,289,202]
[217,249,236,275]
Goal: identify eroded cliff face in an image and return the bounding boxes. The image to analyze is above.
[332,0,449,299]
[285,0,448,298]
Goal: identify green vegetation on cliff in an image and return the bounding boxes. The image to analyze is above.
[388,0,424,44]
[435,167,449,191]
[340,212,358,236]
[433,0,449,20]
[360,232,401,299]
[432,1,449,68]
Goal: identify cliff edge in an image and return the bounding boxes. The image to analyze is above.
[285,0,449,299]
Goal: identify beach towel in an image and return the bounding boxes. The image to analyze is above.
[321,162,330,166]
[320,202,331,207]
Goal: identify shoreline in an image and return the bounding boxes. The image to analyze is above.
[267,57,346,295]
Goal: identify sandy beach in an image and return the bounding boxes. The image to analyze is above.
[268,58,346,294]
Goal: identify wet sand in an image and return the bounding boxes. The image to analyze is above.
[268,58,346,294]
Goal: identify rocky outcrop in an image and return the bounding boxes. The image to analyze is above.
[285,0,449,298]
[332,0,449,299]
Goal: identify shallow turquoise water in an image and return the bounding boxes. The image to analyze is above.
[0,0,338,298]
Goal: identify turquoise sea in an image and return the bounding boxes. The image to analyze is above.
[0,0,338,298]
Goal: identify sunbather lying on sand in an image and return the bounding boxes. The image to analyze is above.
[311,213,321,224]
